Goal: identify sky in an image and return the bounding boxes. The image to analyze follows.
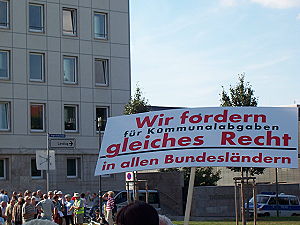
[129,0,300,107]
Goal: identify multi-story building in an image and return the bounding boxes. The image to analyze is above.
[0,0,130,193]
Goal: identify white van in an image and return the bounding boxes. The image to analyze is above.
[114,190,161,212]
[248,192,300,217]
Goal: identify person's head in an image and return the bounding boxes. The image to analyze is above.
[53,194,59,202]
[107,191,114,197]
[57,191,63,197]
[0,189,4,194]
[48,191,53,199]
[24,196,31,204]
[31,197,36,205]
[73,193,80,200]
[93,193,97,198]
[65,194,71,201]
[80,193,85,198]
[10,199,16,206]
[0,201,6,207]
[12,191,17,196]
[37,190,42,197]
[43,194,48,200]
[116,201,159,225]
[17,197,23,204]
[158,215,173,225]
[32,192,37,197]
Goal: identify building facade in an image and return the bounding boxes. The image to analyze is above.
[0,0,130,193]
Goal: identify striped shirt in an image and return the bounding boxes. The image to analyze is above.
[22,203,35,222]
[106,197,115,210]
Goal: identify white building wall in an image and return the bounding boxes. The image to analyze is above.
[0,0,130,193]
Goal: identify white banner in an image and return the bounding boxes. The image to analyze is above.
[95,107,298,175]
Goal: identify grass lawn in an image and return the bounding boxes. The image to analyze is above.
[173,217,300,225]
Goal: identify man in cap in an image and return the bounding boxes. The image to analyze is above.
[69,193,84,225]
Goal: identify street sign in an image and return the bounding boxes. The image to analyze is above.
[49,138,76,149]
[36,150,56,170]
[48,134,66,138]
[126,172,134,181]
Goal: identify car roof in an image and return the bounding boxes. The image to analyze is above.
[257,194,298,198]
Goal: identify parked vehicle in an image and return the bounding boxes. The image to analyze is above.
[248,192,300,217]
[114,190,161,212]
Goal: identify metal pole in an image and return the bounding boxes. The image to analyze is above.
[97,117,103,216]
[46,133,49,193]
[275,168,279,217]
[183,167,196,225]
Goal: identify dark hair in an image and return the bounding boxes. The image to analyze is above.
[116,201,159,225]
[80,193,85,198]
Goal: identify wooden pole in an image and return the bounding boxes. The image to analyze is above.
[241,180,246,225]
[234,180,239,225]
[183,167,196,225]
[253,180,257,225]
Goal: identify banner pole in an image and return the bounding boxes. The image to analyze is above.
[46,133,49,193]
[184,167,196,225]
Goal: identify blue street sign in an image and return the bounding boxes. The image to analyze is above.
[48,134,66,138]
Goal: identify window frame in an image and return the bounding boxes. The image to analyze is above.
[94,12,108,40]
[96,106,109,132]
[95,58,108,86]
[63,56,78,84]
[0,159,6,180]
[62,8,77,36]
[30,103,45,132]
[0,0,9,29]
[29,52,45,82]
[28,3,44,33]
[31,157,42,179]
[64,105,78,132]
[0,50,9,80]
[67,158,78,178]
[0,102,10,131]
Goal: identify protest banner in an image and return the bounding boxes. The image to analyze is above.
[94,107,298,175]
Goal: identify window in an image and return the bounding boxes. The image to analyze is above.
[63,56,77,83]
[0,159,5,179]
[29,4,44,32]
[64,105,78,132]
[278,197,289,205]
[30,104,45,131]
[0,0,9,28]
[63,8,77,36]
[95,59,108,85]
[31,158,42,178]
[0,102,9,131]
[67,158,78,178]
[290,197,300,205]
[0,50,9,79]
[94,12,107,39]
[96,107,108,132]
[29,53,44,81]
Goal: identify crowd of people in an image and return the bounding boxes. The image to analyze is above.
[0,189,174,225]
[0,189,100,225]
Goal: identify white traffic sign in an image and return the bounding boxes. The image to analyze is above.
[49,138,76,149]
[126,172,134,181]
[36,150,56,170]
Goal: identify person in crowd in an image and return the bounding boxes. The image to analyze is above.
[159,215,174,225]
[80,193,87,217]
[0,191,9,203]
[5,198,16,225]
[57,191,65,205]
[12,197,23,225]
[64,194,74,225]
[0,209,4,225]
[0,202,7,221]
[23,219,57,225]
[102,191,115,225]
[22,196,35,223]
[30,197,38,219]
[52,195,63,225]
[69,193,84,225]
[11,192,18,201]
[47,192,54,200]
[116,201,159,225]
[17,193,23,198]
[90,193,99,217]
[36,190,43,202]
[36,194,54,221]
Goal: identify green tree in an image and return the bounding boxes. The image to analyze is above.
[160,167,221,186]
[124,85,150,115]
[220,74,265,176]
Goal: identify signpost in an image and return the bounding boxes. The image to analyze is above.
[49,138,76,149]
[36,150,56,170]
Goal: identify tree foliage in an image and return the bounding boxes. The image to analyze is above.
[160,167,221,186]
[220,74,264,176]
[124,85,150,115]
